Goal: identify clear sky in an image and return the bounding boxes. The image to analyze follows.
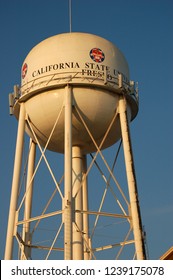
[0,0,173,260]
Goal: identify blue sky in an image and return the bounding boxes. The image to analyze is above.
[0,0,173,260]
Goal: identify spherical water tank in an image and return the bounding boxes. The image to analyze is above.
[14,32,138,154]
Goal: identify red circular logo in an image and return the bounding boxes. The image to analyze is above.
[22,63,28,79]
[90,48,105,63]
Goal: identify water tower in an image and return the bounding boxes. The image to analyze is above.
[5,32,146,260]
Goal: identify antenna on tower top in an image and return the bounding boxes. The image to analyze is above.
[69,0,72,32]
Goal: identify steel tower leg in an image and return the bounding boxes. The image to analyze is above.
[72,146,83,259]
[21,139,36,259]
[82,155,90,260]
[64,85,72,260]
[119,95,146,260]
[4,103,26,260]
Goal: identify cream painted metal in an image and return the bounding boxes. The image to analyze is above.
[82,155,90,260]
[18,32,137,154]
[72,146,83,259]
[119,96,146,260]
[21,139,36,260]
[21,33,129,92]
[4,103,25,260]
[5,32,146,260]
[64,85,72,259]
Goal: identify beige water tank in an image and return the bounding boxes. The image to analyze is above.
[14,32,138,154]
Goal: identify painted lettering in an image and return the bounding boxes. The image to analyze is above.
[32,62,80,77]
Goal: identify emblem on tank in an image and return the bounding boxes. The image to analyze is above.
[89,48,105,63]
[22,63,28,79]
